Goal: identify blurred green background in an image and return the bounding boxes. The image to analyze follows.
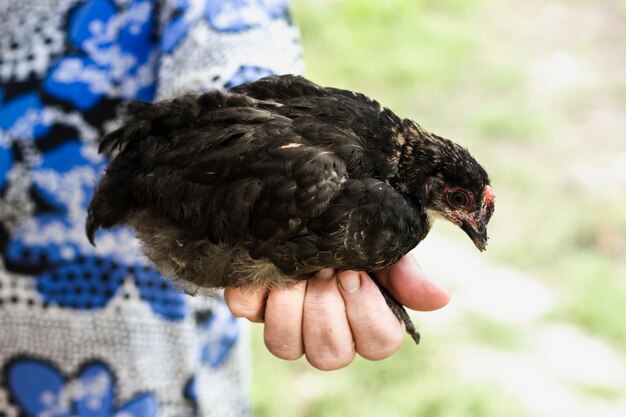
[251,0,626,416]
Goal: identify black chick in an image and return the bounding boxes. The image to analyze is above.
[87,75,495,345]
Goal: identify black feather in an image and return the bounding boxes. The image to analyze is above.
[87,75,494,345]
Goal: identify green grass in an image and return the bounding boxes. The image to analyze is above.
[462,314,528,350]
[252,328,531,417]
[252,0,626,414]
[292,0,487,114]
[553,252,626,349]
[468,105,547,142]
[570,381,624,402]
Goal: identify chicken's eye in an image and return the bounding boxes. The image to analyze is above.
[448,190,469,208]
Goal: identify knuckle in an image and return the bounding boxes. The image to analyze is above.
[224,292,260,320]
[304,297,345,315]
[359,339,403,361]
[264,337,303,361]
[225,300,248,318]
[306,348,355,371]
[357,326,405,361]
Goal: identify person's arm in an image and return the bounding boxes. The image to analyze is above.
[224,254,450,370]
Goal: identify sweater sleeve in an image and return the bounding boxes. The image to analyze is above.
[154,0,304,100]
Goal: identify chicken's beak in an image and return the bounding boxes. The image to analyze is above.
[461,220,489,252]
[463,186,495,252]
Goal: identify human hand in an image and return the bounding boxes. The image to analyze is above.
[223,254,450,370]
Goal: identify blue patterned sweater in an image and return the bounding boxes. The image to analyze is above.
[0,1,302,416]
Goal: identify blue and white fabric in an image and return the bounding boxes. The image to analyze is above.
[0,1,302,416]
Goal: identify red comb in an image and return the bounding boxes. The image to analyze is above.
[484,185,495,206]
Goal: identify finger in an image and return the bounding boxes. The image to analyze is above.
[223,287,266,323]
[375,254,451,311]
[315,267,335,279]
[263,281,307,360]
[303,275,355,370]
[338,271,405,360]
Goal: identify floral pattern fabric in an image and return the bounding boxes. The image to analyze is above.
[0,1,302,416]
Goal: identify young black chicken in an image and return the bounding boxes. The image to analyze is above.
[87,75,495,345]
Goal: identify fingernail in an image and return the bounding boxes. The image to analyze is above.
[316,268,335,279]
[338,271,361,294]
